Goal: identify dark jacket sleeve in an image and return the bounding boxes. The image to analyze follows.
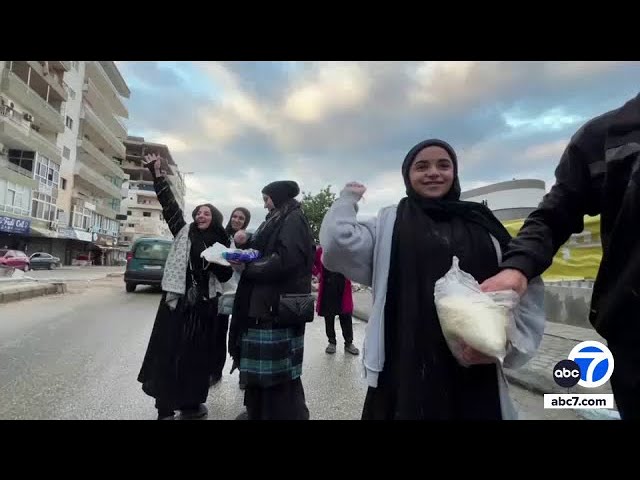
[242,213,309,282]
[501,121,604,279]
[210,262,233,283]
[153,175,186,238]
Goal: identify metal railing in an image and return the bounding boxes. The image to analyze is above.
[1,70,64,131]
[0,106,61,161]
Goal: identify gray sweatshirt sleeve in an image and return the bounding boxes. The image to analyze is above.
[319,190,376,286]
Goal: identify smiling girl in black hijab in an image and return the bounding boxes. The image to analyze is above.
[319,139,546,420]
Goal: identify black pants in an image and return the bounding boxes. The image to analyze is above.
[211,314,230,380]
[325,314,353,345]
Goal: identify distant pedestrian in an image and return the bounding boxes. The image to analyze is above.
[313,245,359,356]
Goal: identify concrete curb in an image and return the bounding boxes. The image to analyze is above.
[0,270,124,305]
[0,282,67,305]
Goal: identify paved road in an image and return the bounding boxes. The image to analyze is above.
[0,277,582,420]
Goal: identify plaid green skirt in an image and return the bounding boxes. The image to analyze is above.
[239,323,305,388]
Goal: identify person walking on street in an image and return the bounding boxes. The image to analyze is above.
[137,153,233,420]
[313,244,359,355]
[480,93,640,420]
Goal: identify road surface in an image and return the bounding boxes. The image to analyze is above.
[0,277,583,420]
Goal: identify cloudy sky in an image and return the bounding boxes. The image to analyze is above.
[116,61,639,224]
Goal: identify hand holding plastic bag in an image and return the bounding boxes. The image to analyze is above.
[201,243,262,266]
[434,256,520,367]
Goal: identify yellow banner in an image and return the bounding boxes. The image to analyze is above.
[502,215,602,281]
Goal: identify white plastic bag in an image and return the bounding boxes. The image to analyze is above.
[434,256,519,366]
[201,242,231,266]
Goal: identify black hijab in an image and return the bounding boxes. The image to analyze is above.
[252,181,301,252]
[262,180,300,209]
[365,139,512,420]
[188,203,230,287]
[225,207,251,237]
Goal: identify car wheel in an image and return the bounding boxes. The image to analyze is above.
[49,262,57,270]
[126,283,136,293]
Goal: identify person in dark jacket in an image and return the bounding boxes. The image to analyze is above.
[137,153,233,420]
[229,180,313,420]
[481,92,640,420]
[313,245,359,355]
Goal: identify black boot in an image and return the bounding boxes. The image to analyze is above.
[179,404,208,420]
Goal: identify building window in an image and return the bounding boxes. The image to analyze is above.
[127,210,132,216]
[8,150,35,174]
[31,192,58,222]
[62,147,71,159]
[72,206,92,230]
[61,178,67,190]
[143,212,151,217]
[34,155,59,189]
[65,116,73,130]
[128,223,135,228]
[0,180,31,216]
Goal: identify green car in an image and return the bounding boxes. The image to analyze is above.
[124,237,173,293]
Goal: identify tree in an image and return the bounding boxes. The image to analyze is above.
[300,185,336,243]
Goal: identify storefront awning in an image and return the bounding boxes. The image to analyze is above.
[30,225,59,238]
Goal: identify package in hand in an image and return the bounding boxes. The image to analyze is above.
[201,242,261,266]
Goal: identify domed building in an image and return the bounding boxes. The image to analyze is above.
[460,179,546,221]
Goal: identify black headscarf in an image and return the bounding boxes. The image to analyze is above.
[252,181,301,252]
[225,207,251,237]
[364,139,512,420]
[188,203,230,289]
[262,181,300,209]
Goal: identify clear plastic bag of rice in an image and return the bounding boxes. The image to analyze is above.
[434,256,519,367]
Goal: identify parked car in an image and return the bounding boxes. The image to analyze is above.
[0,249,30,271]
[29,252,61,270]
[124,237,172,293]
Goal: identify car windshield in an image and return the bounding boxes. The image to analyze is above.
[134,242,171,260]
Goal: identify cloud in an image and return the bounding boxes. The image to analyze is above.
[122,61,640,224]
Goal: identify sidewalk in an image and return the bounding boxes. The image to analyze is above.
[351,290,620,420]
[0,267,124,305]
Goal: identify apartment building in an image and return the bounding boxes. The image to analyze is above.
[0,61,130,265]
[119,136,185,249]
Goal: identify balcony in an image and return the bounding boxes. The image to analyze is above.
[50,61,71,72]
[0,157,38,190]
[1,69,65,133]
[85,61,128,118]
[74,162,122,200]
[77,139,126,179]
[0,107,62,164]
[83,78,127,140]
[80,103,126,158]
[95,203,119,220]
[25,61,68,102]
